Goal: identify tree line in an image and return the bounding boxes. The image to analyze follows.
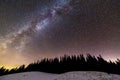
[0,54,120,76]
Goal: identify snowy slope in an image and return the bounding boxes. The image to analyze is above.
[0,72,58,80]
[56,71,120,80]
[0,71,120,80]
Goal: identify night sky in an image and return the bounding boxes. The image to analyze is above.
[0,0,120,69]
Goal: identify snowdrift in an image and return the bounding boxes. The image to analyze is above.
[0,71,120,80]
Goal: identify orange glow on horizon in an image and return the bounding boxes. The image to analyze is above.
[0,65,20,70]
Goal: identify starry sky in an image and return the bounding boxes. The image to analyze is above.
[0,0,120,69]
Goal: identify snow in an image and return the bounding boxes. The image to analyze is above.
[56,71,120,80]
[0,71,120,80]
[0,72,58,80]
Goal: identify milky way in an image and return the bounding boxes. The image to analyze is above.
[0,0,120,68]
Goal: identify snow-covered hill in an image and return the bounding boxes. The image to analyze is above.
[0,71,120,80]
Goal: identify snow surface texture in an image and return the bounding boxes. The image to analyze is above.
[0,71,120,80]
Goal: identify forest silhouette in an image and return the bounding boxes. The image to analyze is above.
[0,54,120,76]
